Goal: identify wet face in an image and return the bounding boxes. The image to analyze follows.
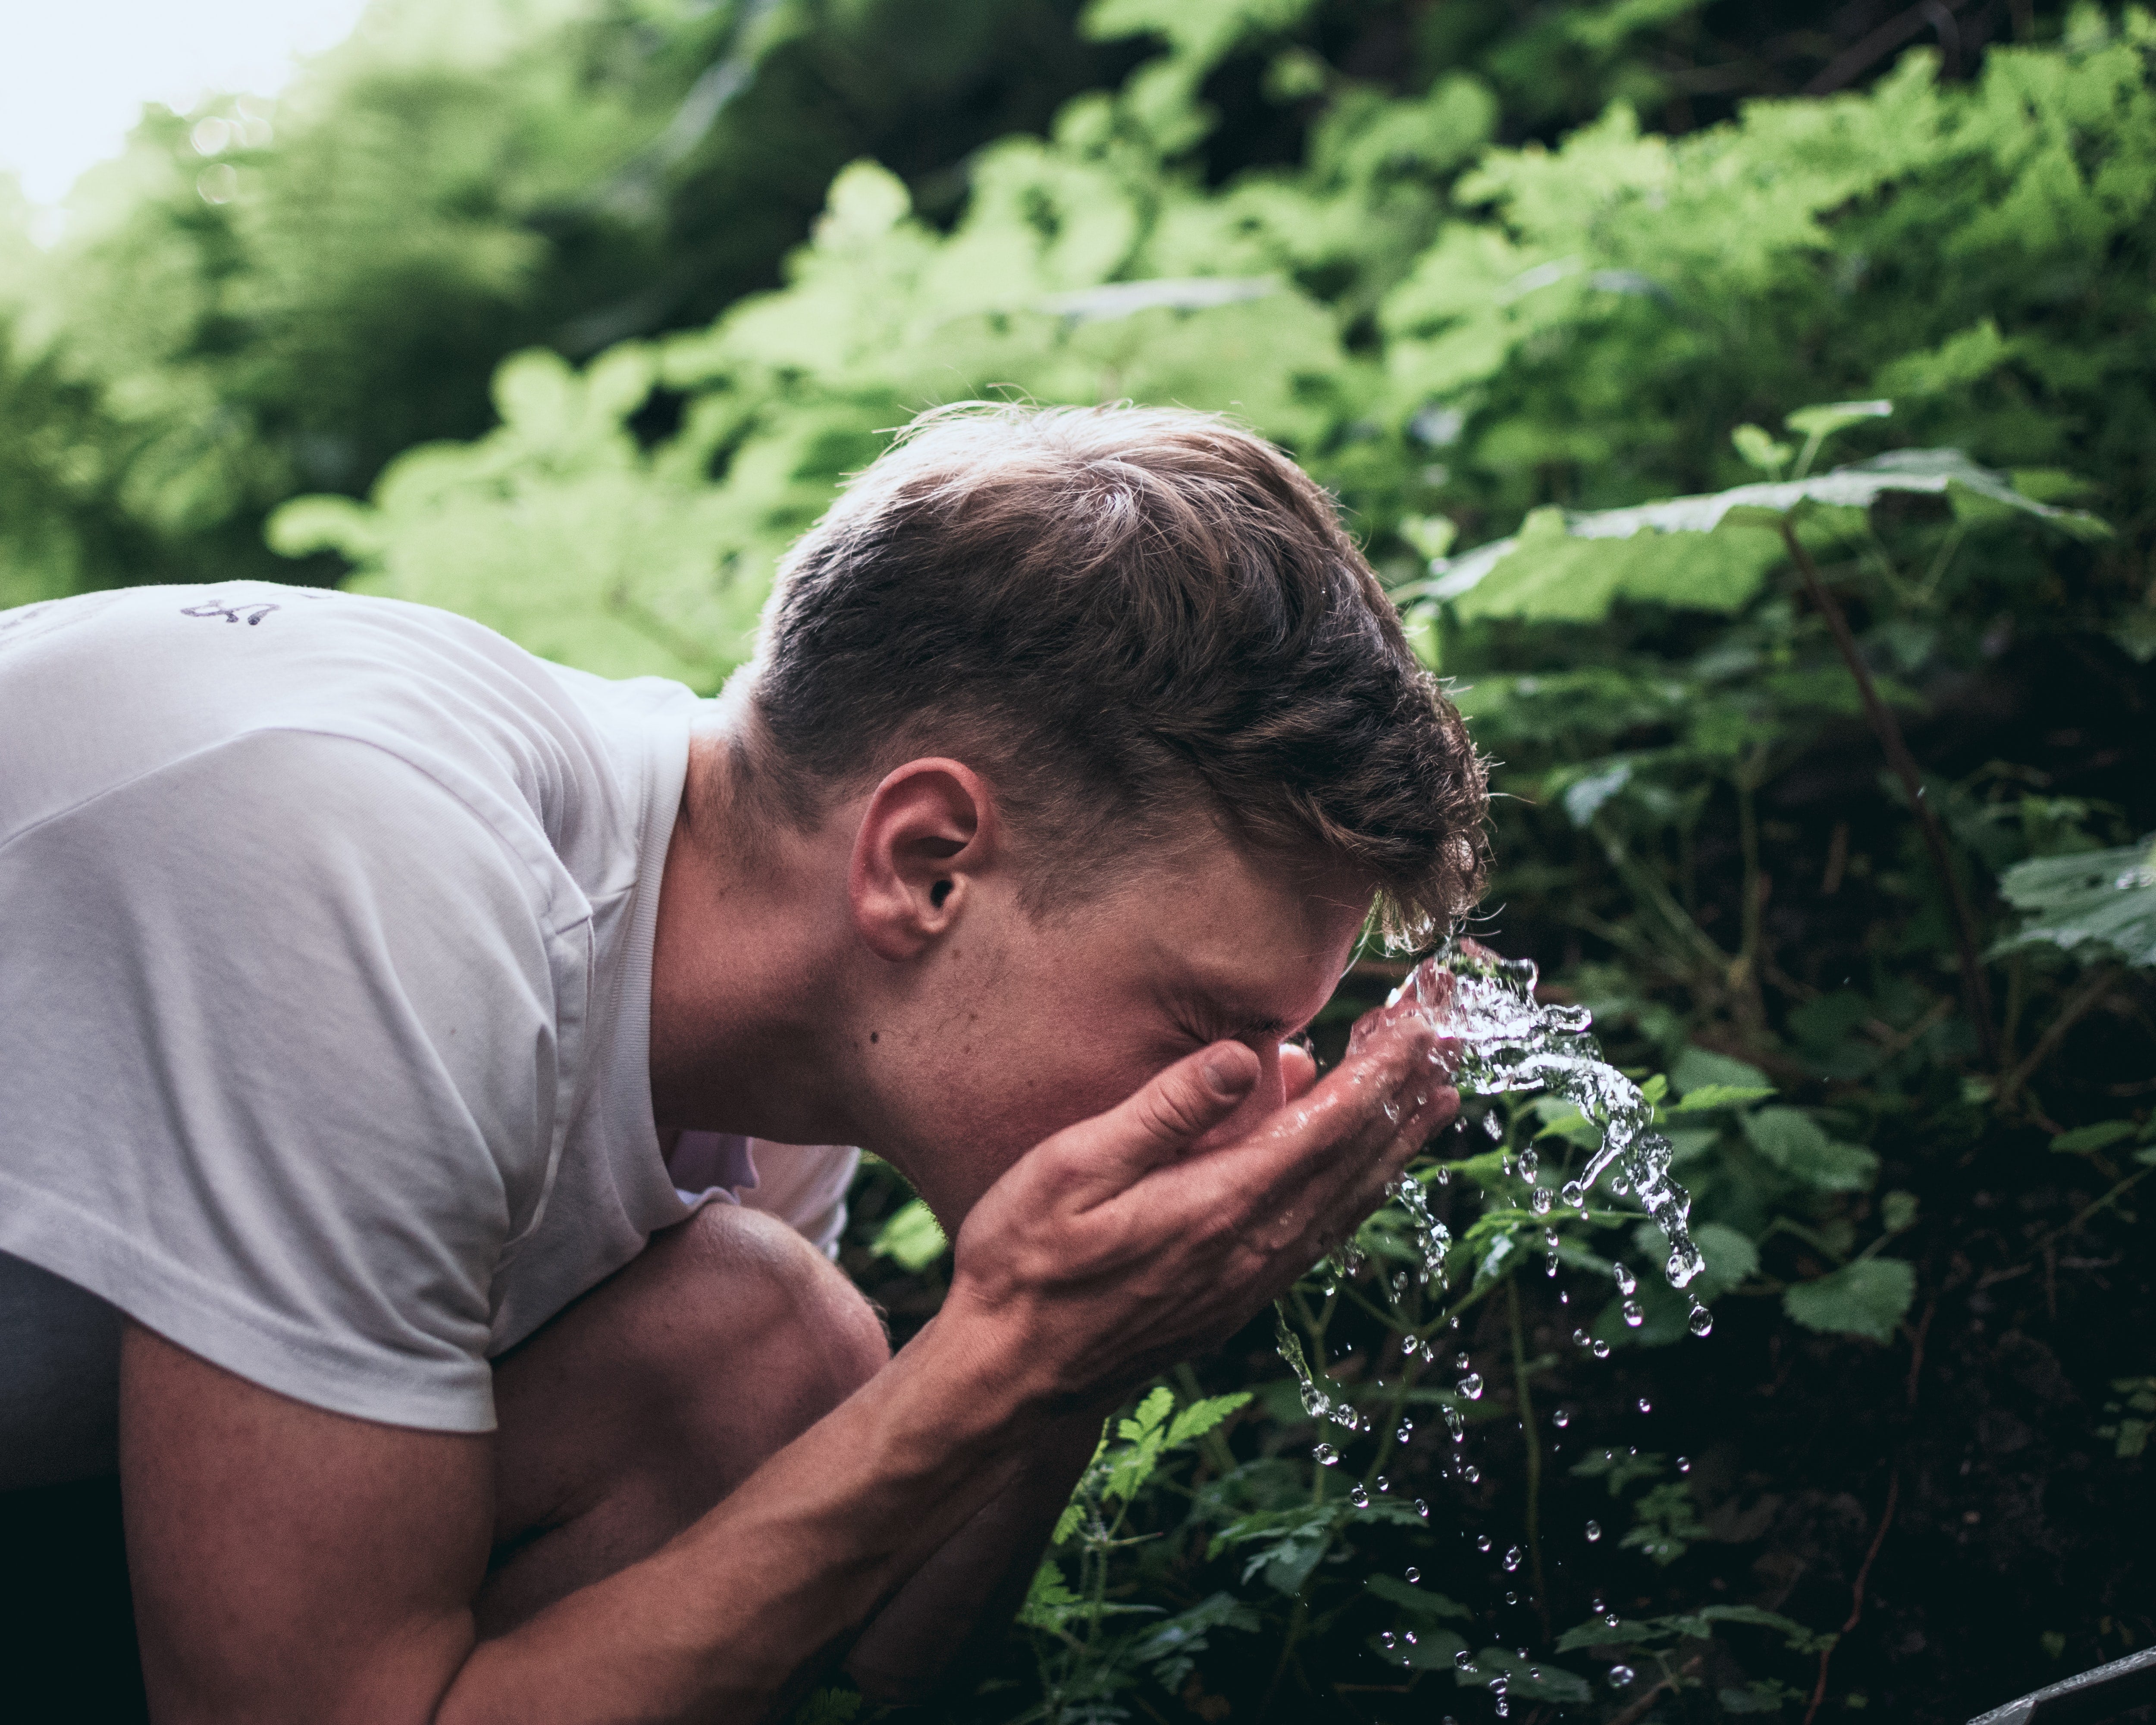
[853,835,1374,1224]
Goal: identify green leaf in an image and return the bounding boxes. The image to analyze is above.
[1118,1385,1175,1442]
[1662,1083,1777,1114]
[1366,1575,1473,1619]
[789,1687,862,1725]
[869,1198,948,1270]
[2051,1120,2139,1154]
[1784,396,1893,440]
[1166,1391,1252,1448]
[1880,1190,1920,1234]
[1991,838,2156,969]
[1420,449,2112,615]
[1783,1258,1917,1343]
[1693,1222,1760,1290]
[1670,1049,1773,1093]
[1743,1107,1879,1192]
[1464,1648,1592,1703]
[1386,1628,1470,1669]
[1732,423,1792,476]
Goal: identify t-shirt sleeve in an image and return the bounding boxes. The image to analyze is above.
[0,730,576,1432]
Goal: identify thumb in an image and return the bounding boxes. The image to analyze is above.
[1058,1042,1260,1202]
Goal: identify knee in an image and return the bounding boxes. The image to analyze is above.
[644,1204,889,1435]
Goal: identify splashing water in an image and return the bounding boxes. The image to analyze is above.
[1273,939,1713,1451]
[1383,942,1707,1290]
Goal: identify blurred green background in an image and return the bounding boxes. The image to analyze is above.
[5,3,2153,1722]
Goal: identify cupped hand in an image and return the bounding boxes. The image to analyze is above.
[938,1010,1460,1411]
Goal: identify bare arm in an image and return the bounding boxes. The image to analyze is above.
[125,1022,1449,1724]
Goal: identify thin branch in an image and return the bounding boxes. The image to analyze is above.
[1801,1472,1900,1725]
[1608,1653,1706,1725]
[1995,963,2124,1110]
[1780,522,1999,1063]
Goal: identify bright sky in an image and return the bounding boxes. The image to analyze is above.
[0,0,372,207]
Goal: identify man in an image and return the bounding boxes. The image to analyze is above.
[0,403,1486,1721]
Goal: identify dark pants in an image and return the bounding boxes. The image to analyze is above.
[0,1476,149,1725]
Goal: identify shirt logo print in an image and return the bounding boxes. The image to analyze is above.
[181,599,281,626]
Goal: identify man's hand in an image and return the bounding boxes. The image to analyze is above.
[940,1010,1455,1409]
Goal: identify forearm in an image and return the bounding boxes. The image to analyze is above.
[438,1309,1049,1724]
[843,1402,1112,1700]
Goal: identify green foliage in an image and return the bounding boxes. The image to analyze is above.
[10,2,2153,1717]
[1782,1258,1920,1344]
[1992,837,2156,967]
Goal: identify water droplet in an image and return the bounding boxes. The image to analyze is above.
[1610,1664,1636,1687]
[1677,1455,1692,1474]
[1435,1166,1451,1186]
[1605,1611,1621,1628]
[1530,1666,1543,1681]
[1414,1498,1429,1518]
[1454,1650,1473,1670]
[1561,1179,1586,1209]
[1530,1186,1554,1216]
[1461,1464,1481,1484]
[1503,1589,1518,1604]
[1688,1303,1715,1338]
[1612,1261,1637,1295]
[1405,1566,1421,1583]
[1502,1546,1522,1571]
[1519,1145,1539,1179]
[1552,1408,1570,1427]
[1380,1631,1397,1650]
[1375,1475,1390,1492]
[1349,1484,1370,1507]
[1397,1423,1414,1443]
[1403,1335,1421,1356]
[1482,1112,1502,1140]
[1313,1443,1338,1466]
[1637,1396,1652,1414]
[1458,1373,1484,1399]
[1476,1534,1493,1553]
[1621,1299,1645,1328]
[1591,1339,1612,1359]
[1403,1630,1418,1645]
[1572,1327,1591,1347]
[1585,1520,1602,1541]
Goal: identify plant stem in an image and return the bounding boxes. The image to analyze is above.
[1780,521,1999,1063]
[1506,1277,1551,1641]
[1996,963,2122,1110]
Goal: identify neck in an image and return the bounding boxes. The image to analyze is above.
[648,706,865,1147]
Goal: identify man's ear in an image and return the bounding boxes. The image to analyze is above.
[847,759,997,961]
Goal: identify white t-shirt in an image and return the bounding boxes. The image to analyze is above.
[0,583,856,1487]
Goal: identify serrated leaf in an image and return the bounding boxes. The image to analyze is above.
[1991,838,2156,969]
[1783,1258,1916,1343]
[1118,1385,1175,1442]
[1166,1392,1252,1449]
[1743,1107,1878,1192]
[870,1198,947,1270]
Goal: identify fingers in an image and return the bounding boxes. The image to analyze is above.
[1280,1041,1318,1102]
[1056,1041,1262,1205]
